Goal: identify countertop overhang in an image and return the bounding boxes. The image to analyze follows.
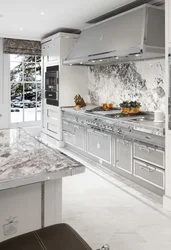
[0,128,85,191]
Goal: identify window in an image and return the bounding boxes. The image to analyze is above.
[10,54,41,123]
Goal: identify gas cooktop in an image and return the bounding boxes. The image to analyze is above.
[85,106,121,113]
[105,111,147,119]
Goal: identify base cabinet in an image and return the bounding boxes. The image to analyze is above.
[134,160,165,190]
[74,125,85,150]
[62,119,165,196]
[87,129,111,163]
[63,123,85,151]
[116,138,132,174]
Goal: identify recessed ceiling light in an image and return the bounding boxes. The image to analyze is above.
[80,62,83,64]
[135,54,140,57]
[115,56,119,59]
[41,12,44,15]
[99,59,103,62]
[20,28,23,31]
[92,60,95,63]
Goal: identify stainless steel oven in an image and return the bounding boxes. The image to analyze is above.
[45,65,59,106]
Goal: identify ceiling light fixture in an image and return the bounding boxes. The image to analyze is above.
[115,56,119,59]
[92,60,95,63]
[80,62,83,64]
[41,12,44,15]
[135,54,140,57]
[99,59,103,62]
[20,28,23,31]
[70,64,72,66]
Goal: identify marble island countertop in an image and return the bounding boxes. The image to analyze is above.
[0,128,85,190]
[62,106,165,136]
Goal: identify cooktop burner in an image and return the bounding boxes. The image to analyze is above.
[105,111,147,118]
[85,106,121,113]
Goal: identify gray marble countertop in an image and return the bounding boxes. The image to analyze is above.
[62,107,165,136]
[0,128,85,191]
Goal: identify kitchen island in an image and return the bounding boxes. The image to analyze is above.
[0,128,85,242]
[61,106,165,196]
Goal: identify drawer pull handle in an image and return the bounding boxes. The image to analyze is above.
[118,140,130,145]
[146,136,151,139]
[140,147,154,153]
[88,129,108,138]
[64,132,74,137]
[140,165,156,173]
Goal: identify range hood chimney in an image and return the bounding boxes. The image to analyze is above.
[63,4,165,66]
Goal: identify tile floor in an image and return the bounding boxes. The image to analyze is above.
[62,150,171,250]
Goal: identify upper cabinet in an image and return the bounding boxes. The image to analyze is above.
[41,33,79,64]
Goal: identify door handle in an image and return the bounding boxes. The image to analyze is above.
[140,165,156,172]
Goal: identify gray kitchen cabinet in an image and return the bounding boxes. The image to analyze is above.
[134,143,165,169]
[63,121,85,151]
[87,129,111,163]
[63,131,75,146]
[116,138,132,174]
[134,160,165,190]
[63,120,75,134]
[74,125,85,151]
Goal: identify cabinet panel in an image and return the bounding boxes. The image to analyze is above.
[87,129,111,163]
[42,42,50,57]
[62,120,75,134]
[48,38,60,61]
[74,125,85,150]
[63,131,75,146]
[134,160,164,189]
[134,143,164,169]
[116,138,132,174]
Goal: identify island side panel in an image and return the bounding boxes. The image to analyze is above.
[0,183,41,242]
[44,179,62,227]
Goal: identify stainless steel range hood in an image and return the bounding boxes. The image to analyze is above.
[63,4,165,66]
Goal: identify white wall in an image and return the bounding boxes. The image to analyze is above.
[0,38,10,129]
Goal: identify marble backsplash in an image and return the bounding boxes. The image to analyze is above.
[88,59,165,112]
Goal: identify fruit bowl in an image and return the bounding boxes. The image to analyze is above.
[102,103,114,110]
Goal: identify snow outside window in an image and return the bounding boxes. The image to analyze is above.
[10,54,41,123]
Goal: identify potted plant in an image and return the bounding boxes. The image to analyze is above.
[120,101,141,114]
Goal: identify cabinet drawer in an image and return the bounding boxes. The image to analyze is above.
[62,120,75,134]
[134,143,164,168]
[87,129,111,163]
[134,160,165,189]
[63,131,74,146]
[116,138,132,174]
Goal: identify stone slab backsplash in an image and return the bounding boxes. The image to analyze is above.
[88,59,165,112]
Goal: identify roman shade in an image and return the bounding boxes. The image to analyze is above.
[3,38,41,55]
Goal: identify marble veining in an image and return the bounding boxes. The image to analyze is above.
[0,128,83,183]
[88,59,165,112]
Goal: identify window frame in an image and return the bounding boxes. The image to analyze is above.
[9,54,42,127]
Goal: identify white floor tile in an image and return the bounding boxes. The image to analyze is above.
[62,168,171,250]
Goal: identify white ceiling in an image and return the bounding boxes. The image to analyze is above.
[0,0,135,41]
